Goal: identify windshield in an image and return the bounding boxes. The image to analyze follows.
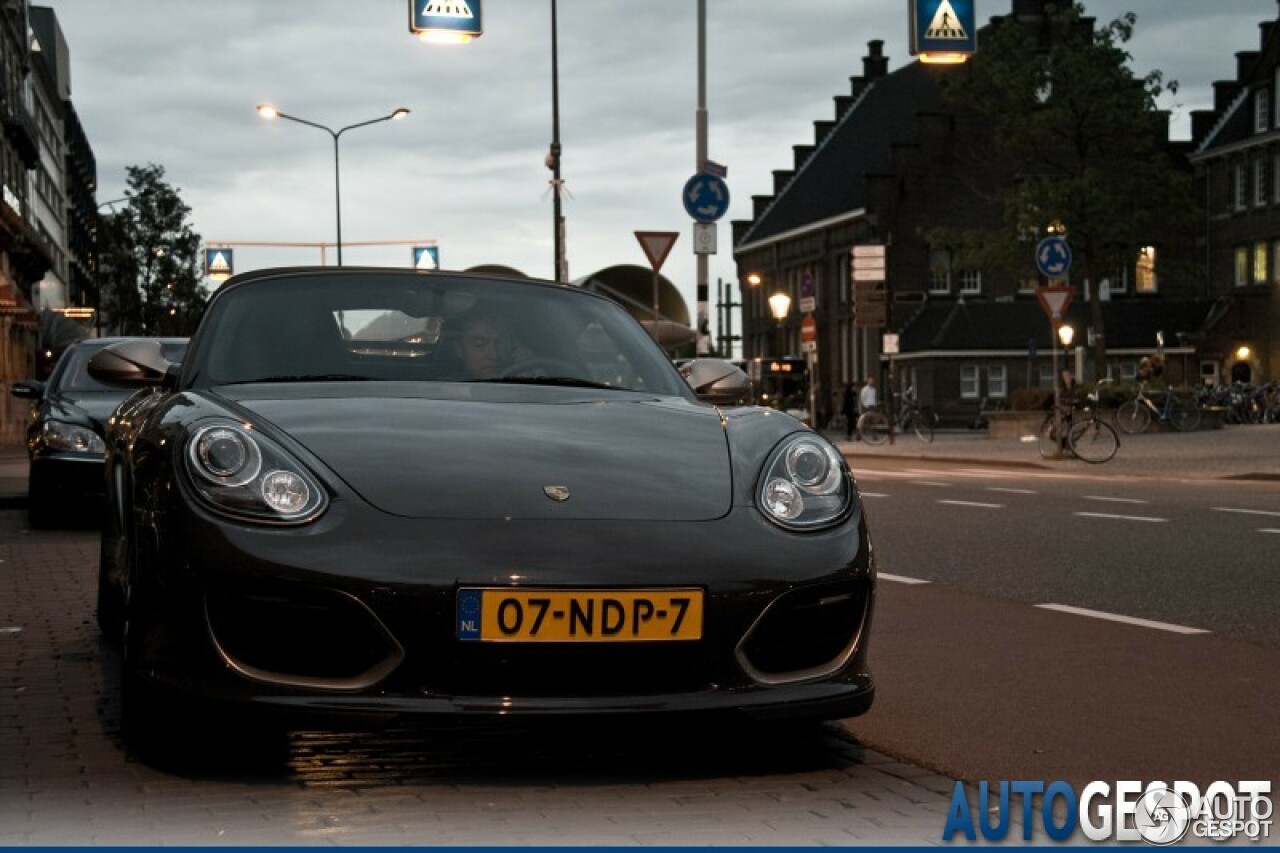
[190,271,691,397]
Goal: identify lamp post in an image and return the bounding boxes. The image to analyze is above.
[256,104,409,266]
[768,291,791,358]
[1055,322,1075,410]
[548,0,566,282]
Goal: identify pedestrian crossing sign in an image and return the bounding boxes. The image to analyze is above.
[205,248,233,282]
[910,0,975,62]
[410,0,483,42]
[413,245,440,270]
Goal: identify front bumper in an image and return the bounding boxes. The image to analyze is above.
[132,501,876,725]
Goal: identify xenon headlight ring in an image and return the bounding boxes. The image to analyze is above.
[185,421,328,524]
[757,433,852,531]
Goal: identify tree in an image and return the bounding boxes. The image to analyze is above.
[99,164,206,336]
[936,3,1198,381]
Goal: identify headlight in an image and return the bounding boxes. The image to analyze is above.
[757,434,852,530]
[41,421,105,454]
[185,421,327,523]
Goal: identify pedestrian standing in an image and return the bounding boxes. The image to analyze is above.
[841,382,857,439]
[859,376,878,413]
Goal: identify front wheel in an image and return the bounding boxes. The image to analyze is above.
[1114,401,1151,435]
[909,410,935,443]
[857,412,890,445]
[1068,418,1119,464]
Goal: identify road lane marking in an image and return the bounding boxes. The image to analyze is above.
[1213,507,1280,518]
[879,573,931,585]
[859,492,889,498]
[988,487,1037,494]
[938,500,1005,508]
[1260,529,1280,534]
[1035,604,1209,635]
[912,481,952,487]
[1074,511,1168,523]
[1083,496,1149,504]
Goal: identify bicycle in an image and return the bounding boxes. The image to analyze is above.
[1114,382,1201,434]
[857,395,935,444]
[1037,387,1119,464]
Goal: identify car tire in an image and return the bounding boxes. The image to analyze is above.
[95,565,124,641]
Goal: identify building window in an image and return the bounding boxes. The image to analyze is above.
[958,269,982,295]
[1018,277,1037,293]
[1037,363,1055,388]
[1254,241,1269,285]
[1256,158,1269,207]
[1118,362,1138,382]
[960,365,979,399]
[1234,163,1248,211]
[929,248,951,293]
[1256,87,1271,133]
[1235,247,1250,287]
[1135,247,1157,293]
[987,366,1007,399]
[1273,242,1280,286]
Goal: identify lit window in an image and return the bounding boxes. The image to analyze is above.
[1254,242,1269,285]
[1135,247,1157,293]
[1235,247,1250,287]
[960,365,979,399]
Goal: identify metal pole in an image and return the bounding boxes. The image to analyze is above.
[550,0,565,282]
[695,0,709,355]
[331,132,343,266]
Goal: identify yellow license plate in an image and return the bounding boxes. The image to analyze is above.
[456,588,703,642]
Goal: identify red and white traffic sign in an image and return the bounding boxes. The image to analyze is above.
[800,314,817,353]
[1036,285,1074,320]
[635,231,679,272]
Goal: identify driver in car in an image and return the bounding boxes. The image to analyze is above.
[455,314,510,379]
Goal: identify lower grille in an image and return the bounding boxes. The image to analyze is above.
[205,584,403,689]
[737,580,868,681]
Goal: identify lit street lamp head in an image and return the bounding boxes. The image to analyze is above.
[256,104,279,120]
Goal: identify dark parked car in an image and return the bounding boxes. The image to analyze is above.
[89,267,875,759]
[10,336,187,527]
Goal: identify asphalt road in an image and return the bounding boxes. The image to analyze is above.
[839,457,1280,789]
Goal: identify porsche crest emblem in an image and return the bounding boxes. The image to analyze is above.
[543,485,571,502]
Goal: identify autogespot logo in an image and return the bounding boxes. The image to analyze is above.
[942,779,1272,844]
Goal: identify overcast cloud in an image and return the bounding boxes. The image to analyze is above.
[44,0,1278,317]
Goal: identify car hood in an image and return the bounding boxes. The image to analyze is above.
[217,386,733,521]
[48,391,130,429]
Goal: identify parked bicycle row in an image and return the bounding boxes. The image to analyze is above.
[1194,382,1280,425]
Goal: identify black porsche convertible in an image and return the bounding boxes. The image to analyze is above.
[90,267,875,756]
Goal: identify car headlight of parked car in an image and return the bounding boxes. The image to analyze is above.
[185,421,327,523]
[758,434,852,530]
[41,420,106,455]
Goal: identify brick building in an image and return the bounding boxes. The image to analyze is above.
[732,0,1214,425]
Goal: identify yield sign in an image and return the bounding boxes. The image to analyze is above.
[1036,285,1075,320]
[635,231,679,272]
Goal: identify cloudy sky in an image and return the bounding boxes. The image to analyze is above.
[44,0,1278,327]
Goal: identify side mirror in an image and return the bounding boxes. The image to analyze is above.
[88,339,172,387]
[681,358,752,406]
[9,379,43,400]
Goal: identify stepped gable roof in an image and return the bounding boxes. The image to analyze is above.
[737,61,943,247]
[898,298,1218,352]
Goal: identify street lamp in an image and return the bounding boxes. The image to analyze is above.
[256,103,409,266]
[1054,322,1074,411]
[769,291,791,357]
[547,0,566,282]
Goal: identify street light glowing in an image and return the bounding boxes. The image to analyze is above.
[417,30,473,44]
[769,292,792,322]
[256,104,279,120]
[1058,324,1075,347]
[391,108,410,120]
[746,273,763,287]
[1236,346,1252,360]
